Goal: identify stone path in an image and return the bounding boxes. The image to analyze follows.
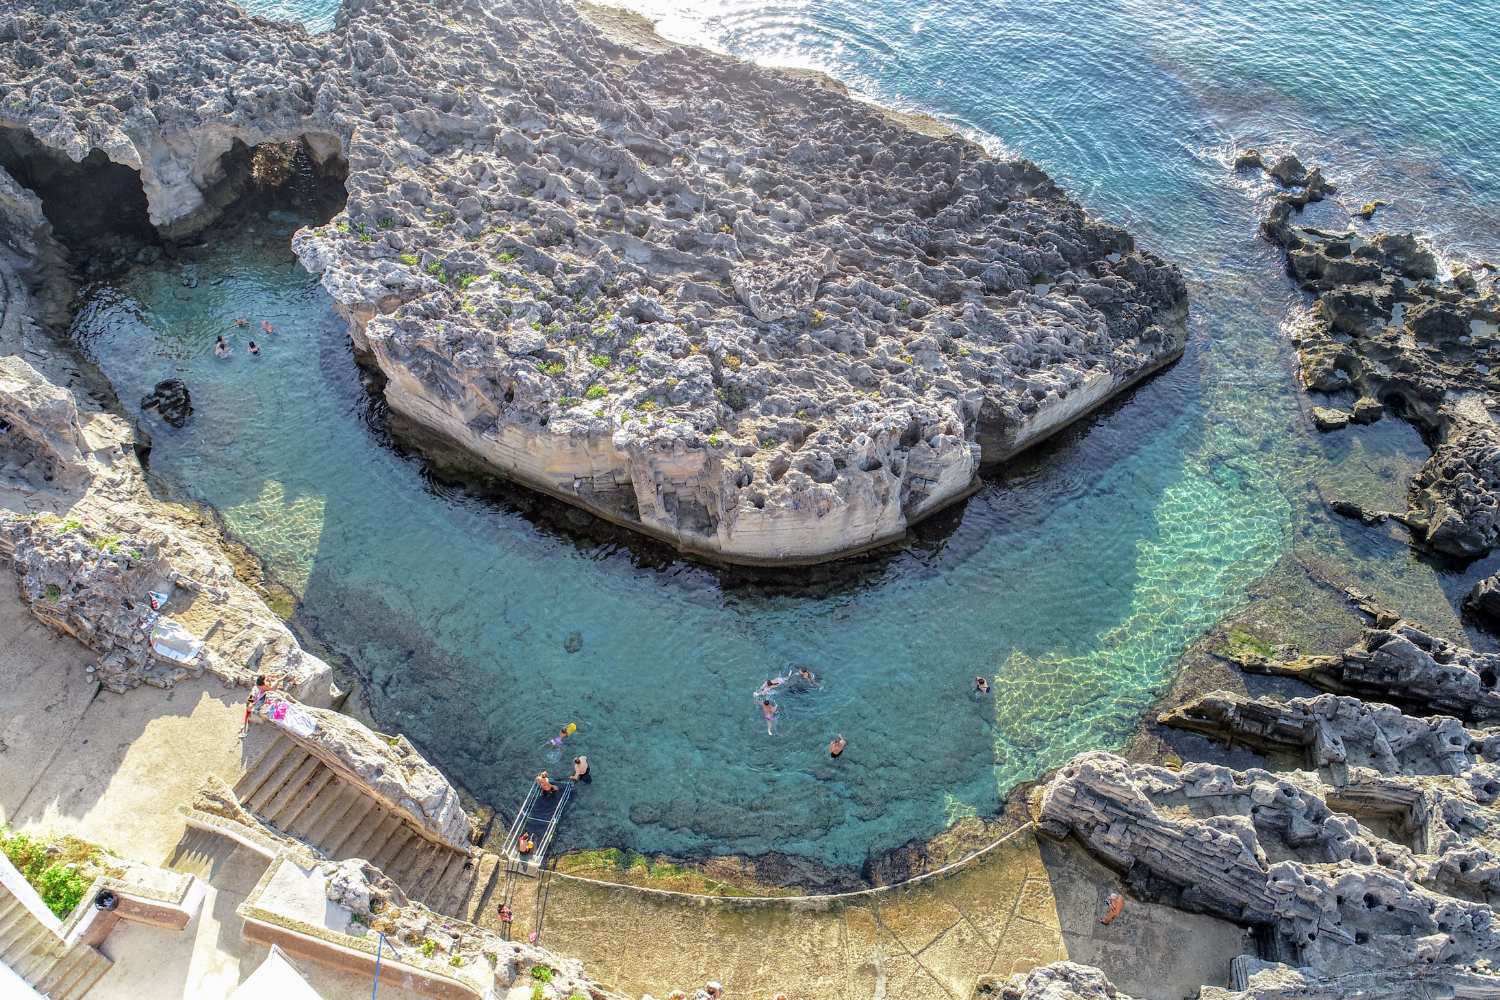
[481,829,1251,1000]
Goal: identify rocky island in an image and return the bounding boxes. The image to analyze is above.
[0,0,1186,565]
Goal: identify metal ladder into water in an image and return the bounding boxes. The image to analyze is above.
[500,780,572,874]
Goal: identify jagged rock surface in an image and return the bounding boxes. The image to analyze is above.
[1227,620,1500,724]
[987,962,1138,1000]
[1471,573,1500,632]
[1,0,1187,564]
[139,377,192,427]
[1250,153,1500,560]
[1038,751,1500,995]
[0,354,87,486]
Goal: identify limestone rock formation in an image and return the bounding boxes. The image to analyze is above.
[988,962,1137,1000]
[1225,620,1500,723]
[0,355,87,486]
[1,0,1188,564]
[254,696,470,849]
[1037,751,1500,997]
[1250,153,1500,561]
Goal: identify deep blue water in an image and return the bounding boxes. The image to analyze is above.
[72,0,1500,871]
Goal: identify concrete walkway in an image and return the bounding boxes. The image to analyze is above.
[492,828,1250,1000]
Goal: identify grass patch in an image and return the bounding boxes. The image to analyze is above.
[1,828,102,918]
[537,360,566,377]
[588,354,611,369]
[584,385,608,400]
[398,252,420,267]
[1222,627,1276,661]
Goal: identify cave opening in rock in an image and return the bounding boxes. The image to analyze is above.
[0,125,156,263]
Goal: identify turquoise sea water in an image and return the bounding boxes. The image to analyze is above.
[72,0,1500,871]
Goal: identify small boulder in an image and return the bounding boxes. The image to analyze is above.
[1233,148,1265,171]
[1311,406,1351,432]
[1351,396,1384,424]
[1468,574,1500,631]
[1268,153,1310,188]
[141,379,193,427]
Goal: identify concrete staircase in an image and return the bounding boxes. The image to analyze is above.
[236,732,480,916]
[0,882,111,999]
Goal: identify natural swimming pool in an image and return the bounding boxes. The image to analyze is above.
[69,0,1500,873]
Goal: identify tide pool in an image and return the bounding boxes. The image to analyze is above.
[70,0,1500,870]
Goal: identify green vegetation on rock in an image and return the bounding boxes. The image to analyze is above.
[1,827,102,918]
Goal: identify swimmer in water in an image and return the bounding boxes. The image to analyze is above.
[535,770,559,795]
[761,699,778,734]
[571,755,590,782]
[234,317,248,328]
[755,674,787,698]
[214,337,231,358]
[261,320,274,334]
[829,734,846,758]
[248,340,261,356]
[974,676,991,696]
[795,665,818,687]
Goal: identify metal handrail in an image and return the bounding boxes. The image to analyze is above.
[534,783,572,865]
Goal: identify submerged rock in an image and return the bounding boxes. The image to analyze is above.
[140,377,192,427]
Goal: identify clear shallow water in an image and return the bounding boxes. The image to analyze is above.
[75,0,1500,870]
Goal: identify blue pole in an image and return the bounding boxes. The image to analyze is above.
[371,932,384,1000]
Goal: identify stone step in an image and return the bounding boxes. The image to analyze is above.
[36,944,111,1000]
[419,848,472,913]
[369,826,416,874]
[257,755,325,827]
[289,778,355,844]
[400,840,448,901]
[9,922,63,984]
[273,766,339,832]
[462,852,501,924]
[245,747,315,814]
[324,795,382,857]
[0,911,49,966]
[235,732,293,799]
[0,893,37,947]
[439,852,481,917]
[303,782,367,847]
[343,810,404,863]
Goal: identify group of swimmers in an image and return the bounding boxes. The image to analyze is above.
[521,724,590,855]
[215,317,274,358]
[755,664,851,758]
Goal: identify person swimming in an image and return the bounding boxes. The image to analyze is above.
[761,699,778,734]
[794,665,818,687]
[829,734,847,758]
[248,340,261,356]
[261,320,274,334]
[755,675,787,698]
[214,337,231,359]
[234,317,248,328]
[973,676,991,696]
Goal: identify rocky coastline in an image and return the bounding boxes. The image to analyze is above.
[1,0,1186,566]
